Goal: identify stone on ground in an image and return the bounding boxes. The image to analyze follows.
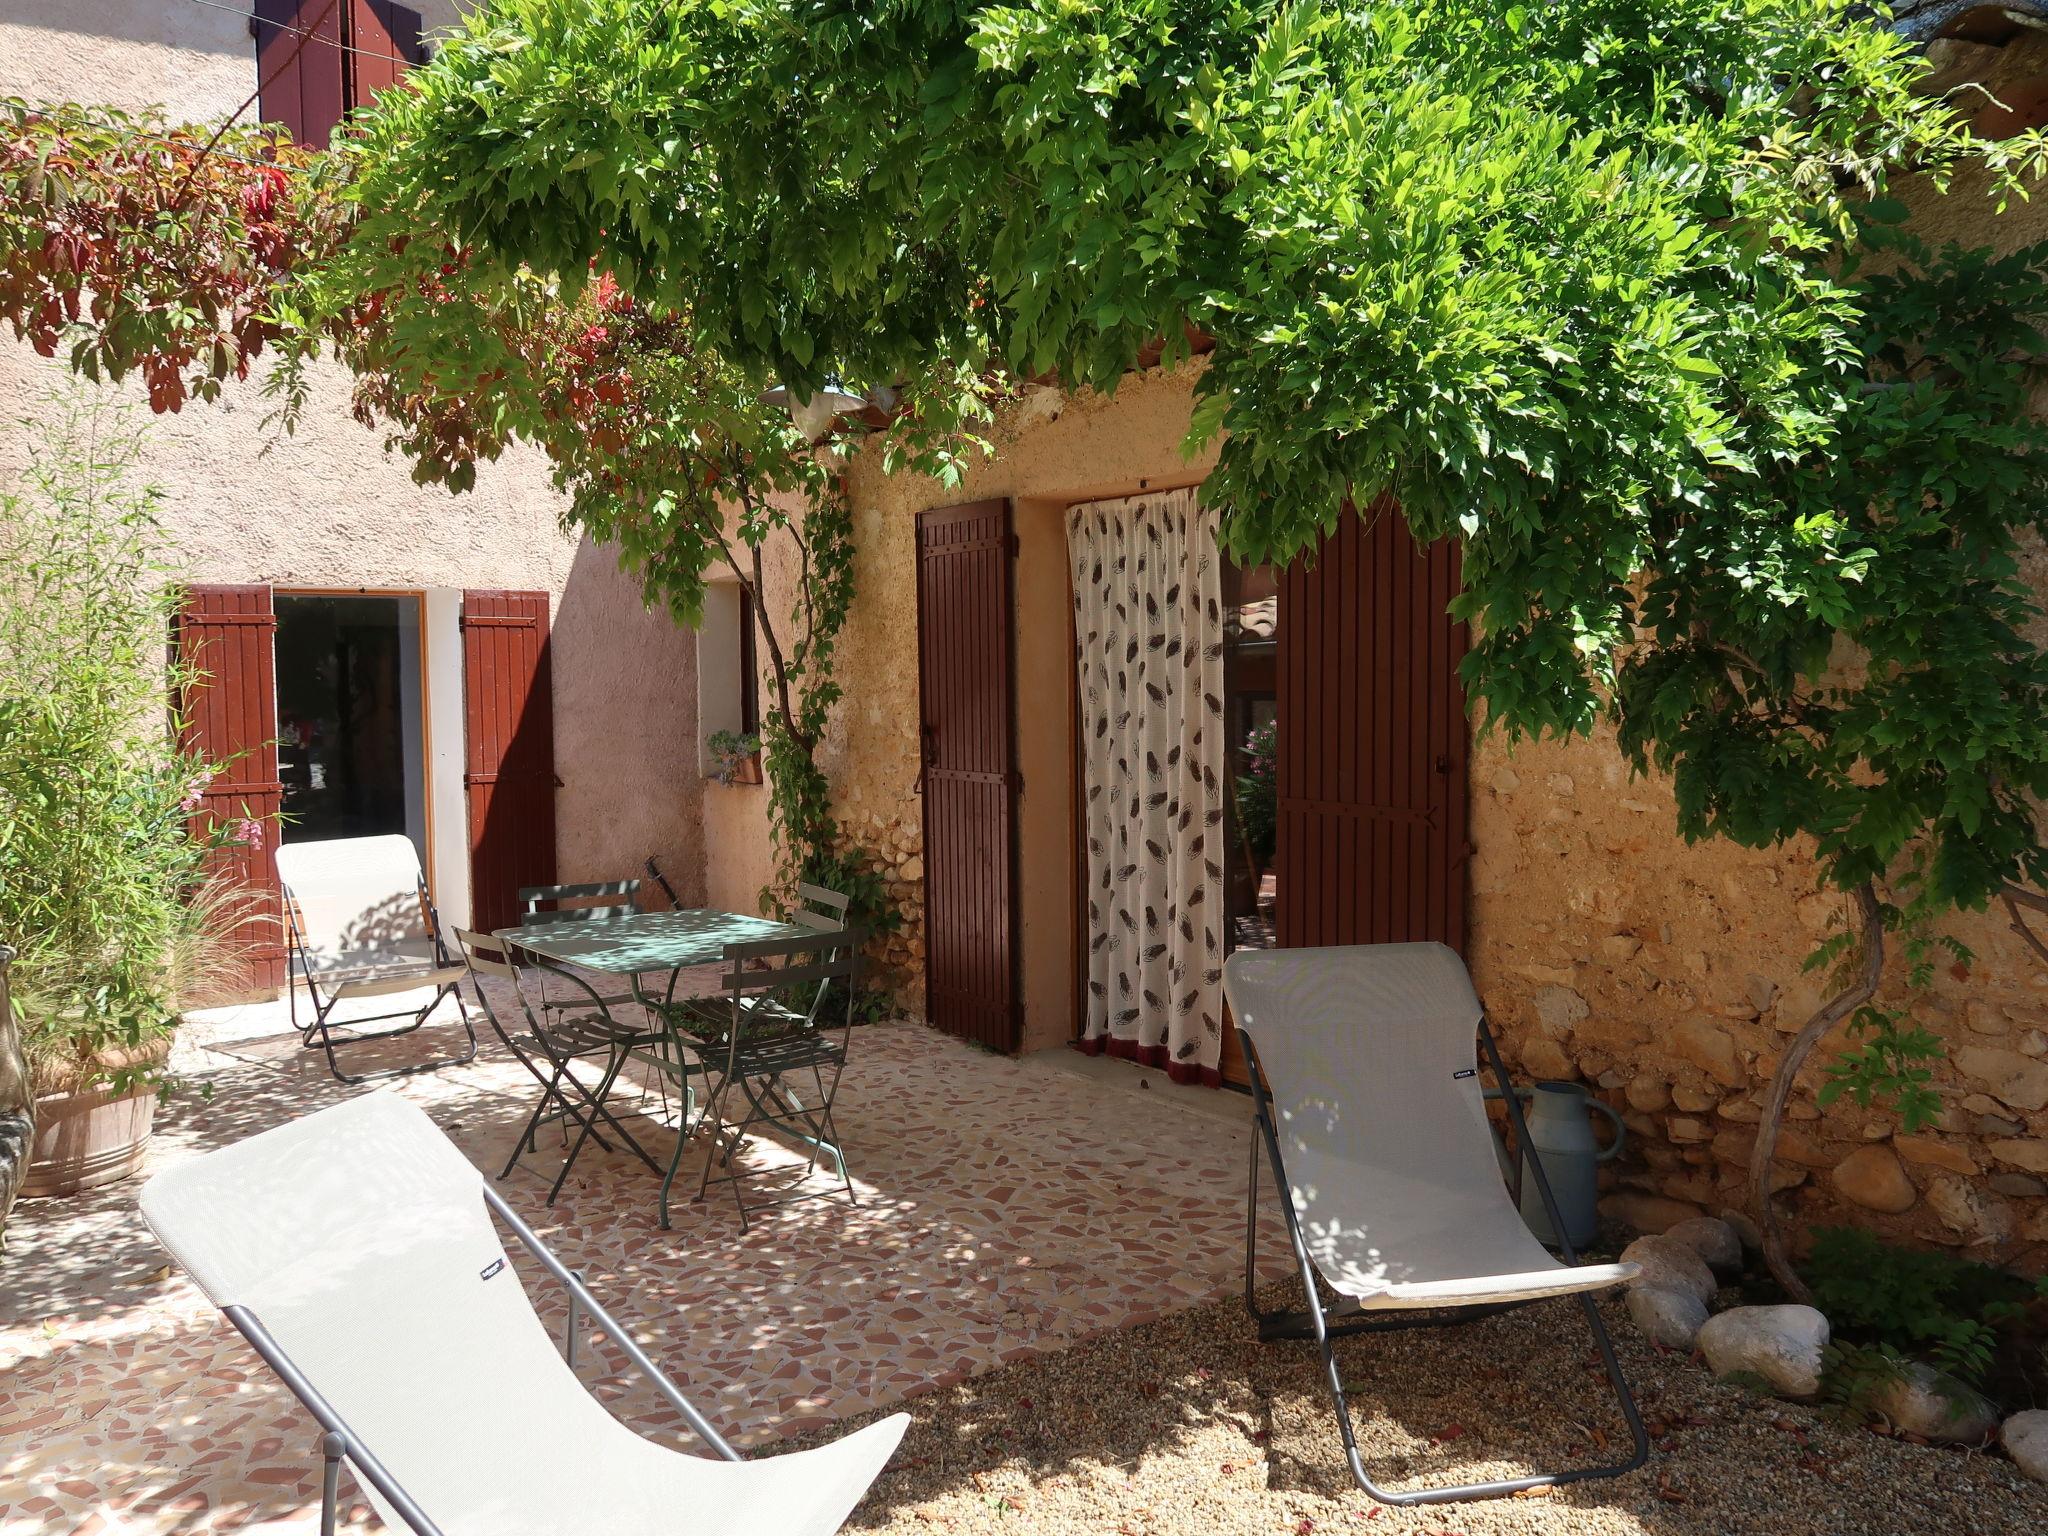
[1697,1303,1830,1400]
[1663,1214,1743,1275]
[1626,1284,1708,1351]
[2003,1409,2048,1482]
[1618,1233,1718,1307]
[1869,1362,1998,1445]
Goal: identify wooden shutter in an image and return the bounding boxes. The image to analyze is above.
[1275,499,1470,952]
[346,1,424,106]
[176,586,286,992]
[461,591,557,934]
[254,0,346,148]
[916,501,1020,1051]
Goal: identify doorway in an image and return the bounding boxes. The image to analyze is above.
[274,593,428,858]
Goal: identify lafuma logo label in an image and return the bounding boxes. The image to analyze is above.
[480,1257,505,1281]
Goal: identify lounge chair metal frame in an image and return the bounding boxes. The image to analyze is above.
[278,837,476,1086]
[223,1177,740,1536]
[1236,1005,1648,1505]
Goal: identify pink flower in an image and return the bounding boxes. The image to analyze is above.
[231,817,265,852]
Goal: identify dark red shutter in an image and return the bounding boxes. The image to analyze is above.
[916,501,1020,1051]
[1275,499,1470,952]
[176,586,286,992]
[461,591,557,934]
[347,1,423,106]
[254,0,346,148]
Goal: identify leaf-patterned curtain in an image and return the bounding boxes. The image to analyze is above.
[1069,487,1226,1084]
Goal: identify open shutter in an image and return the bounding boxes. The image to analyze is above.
[253,0,346,148]
[176,586,286,992]
[347,1,424,106]
[1275,499,1470,952]
[916,500,1021,1051]
[461,591,557,934]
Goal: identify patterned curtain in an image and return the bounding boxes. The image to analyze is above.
[1069,487,1227,1084]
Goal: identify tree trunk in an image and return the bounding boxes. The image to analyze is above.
[0,945,34,1247]
[1747,881,1884,1300]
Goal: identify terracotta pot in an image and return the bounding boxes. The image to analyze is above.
[21,1039,170,1199]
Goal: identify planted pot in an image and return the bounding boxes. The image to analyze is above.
[21,1038,170,1198]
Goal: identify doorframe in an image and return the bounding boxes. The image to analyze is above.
[271,586,438,907]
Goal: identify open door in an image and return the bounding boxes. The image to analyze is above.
[916,500,1021,1051]
[1275,500,1470,951]
[461,590,557,934]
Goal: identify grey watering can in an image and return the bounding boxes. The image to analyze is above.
[1484,1080,1625,1251]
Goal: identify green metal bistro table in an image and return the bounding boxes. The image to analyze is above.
[496,908,819,1227]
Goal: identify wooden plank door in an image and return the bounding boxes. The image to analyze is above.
[176,585,286,991]
[916,500,1020,1051]
[1276,499,1470,951]
[461,591,557,934]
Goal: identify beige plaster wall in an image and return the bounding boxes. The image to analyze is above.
[0,2,705,923]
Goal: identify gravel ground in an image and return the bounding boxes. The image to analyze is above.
[795,1281,2048,1536]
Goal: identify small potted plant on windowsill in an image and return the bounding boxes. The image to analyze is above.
[706,729,763,786]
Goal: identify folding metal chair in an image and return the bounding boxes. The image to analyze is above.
[140,1092,908,1536]
[276,836,476,1085]
[454,928,667,1205]
[682,929,861,1232]
[1222,942,1649,1505]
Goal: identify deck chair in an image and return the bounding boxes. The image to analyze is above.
[1222,942,1648,1505]
[139,1092,907,1536]
[455,928,671,1204]
[277,835,476,1084]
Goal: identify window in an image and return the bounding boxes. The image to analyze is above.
[254,1,425,149]
[697,582,762,781]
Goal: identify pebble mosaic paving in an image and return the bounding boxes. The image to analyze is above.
[2,980,1288,1533]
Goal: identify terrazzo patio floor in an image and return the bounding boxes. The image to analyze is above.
[1,985,1287,1533]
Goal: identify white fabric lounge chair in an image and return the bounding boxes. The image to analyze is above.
[1222,942,1648,1505]
[140,1091,908,1536]
[276,834,475,1083]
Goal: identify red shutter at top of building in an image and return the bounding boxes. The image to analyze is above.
[461,591,558,935]
[1275,499,1471,954]
[254,0,346,148]
[347,2,425,106]
[175,585,286,993]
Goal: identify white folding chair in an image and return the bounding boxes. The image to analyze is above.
[1223,942,1647,1505]
[276,835,475,1083]
[140,1092,908,1536]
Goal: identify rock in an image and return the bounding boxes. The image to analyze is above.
[1870,1363,1998,1445]
[1664,1215,1744,1275]
[1673,1019,1744,1086]
[1625,1075,1671,1113]
[1955,1046,2048,1113]
[1619,1235,1718,1308]
[1668,1116,1711,1144]
[1892,1135,1981,1176]
[1627,1284,1708,1351]
[1987,1137,2048,1174]
[1534,985,1589,1037]
[2003,1409,2048,1482]
[1988,1172,2048,1198]
[1928,1176,2012,1244]
[1600,933,1643,963]
[1521,1037,1574,1079]
[1831,1144,1917,1213]
[1717,1208,1764,1252]
[1672,1081,1719,1113]
[1697,1305,1830,1400]
[1490,767,1521,794]
[1599,1192,1703,1234]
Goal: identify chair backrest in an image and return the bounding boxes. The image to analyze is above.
[1221,942,1505,1221]
[138,1092,715,1532]
[518,880,641,927]
[716,930,859,1048]
[275,835,437,979]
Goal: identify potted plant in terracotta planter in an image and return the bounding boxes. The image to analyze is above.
[0,398,249,1219]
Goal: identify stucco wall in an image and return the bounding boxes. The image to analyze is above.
[0,2,706,927]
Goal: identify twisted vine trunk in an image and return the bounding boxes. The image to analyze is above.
[1748,881,1883,1300]
[0,945,33,1248]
